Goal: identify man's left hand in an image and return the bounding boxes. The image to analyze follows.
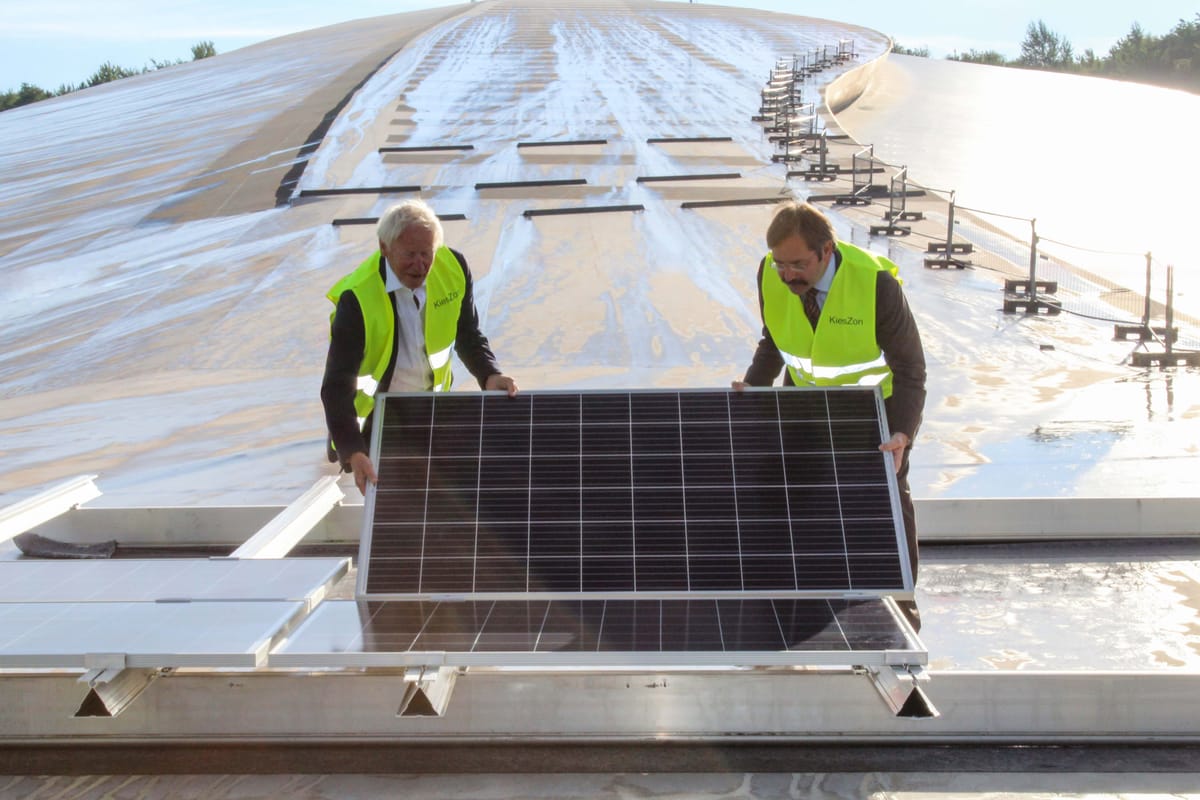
[879,431,910,474]
[486,373,519,397]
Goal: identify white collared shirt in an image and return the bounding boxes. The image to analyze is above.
[382,266,434,392]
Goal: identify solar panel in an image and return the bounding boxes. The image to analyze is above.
[356,388,910,600]
[0,558,349,603]
[0,601,306,669]
[271,597,922,669]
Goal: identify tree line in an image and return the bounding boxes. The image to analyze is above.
[1,42,217,113]
[897,15,1200,93]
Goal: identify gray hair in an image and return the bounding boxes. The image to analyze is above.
[376,199,444,250]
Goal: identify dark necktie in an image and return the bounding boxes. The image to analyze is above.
[803,287,821,328]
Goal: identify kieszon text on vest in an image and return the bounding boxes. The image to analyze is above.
[826,314,864,326]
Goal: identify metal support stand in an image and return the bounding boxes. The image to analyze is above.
[924,192,971,269]
[1114,253,1178,344]
[872,167,921,235]
[865,665,939,718]
[1003,220,1061,314]
[75,667,161,718]
[1132,265,1200,366]
[398,667,460,717]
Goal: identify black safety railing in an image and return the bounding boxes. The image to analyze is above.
[753,53,1198,366]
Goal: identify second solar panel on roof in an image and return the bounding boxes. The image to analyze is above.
[358,388,909,599]
[272,597,919,668]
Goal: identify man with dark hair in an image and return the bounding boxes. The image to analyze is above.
[735,200,926,626]
[322,199,517,494]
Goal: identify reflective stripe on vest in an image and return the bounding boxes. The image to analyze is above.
[326,246,467,416]
[761,242,897,397]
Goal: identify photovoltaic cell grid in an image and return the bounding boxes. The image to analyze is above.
[271,597,916,667]
[358,388,908,600]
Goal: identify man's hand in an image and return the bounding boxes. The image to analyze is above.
[730,380,747,392]
[486,373,519,397]
[879,431,910,474]
[348,451,377,495]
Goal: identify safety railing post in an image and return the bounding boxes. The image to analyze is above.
[946,191,957,252]
[1028,218,1039,309]
[1165,266,1175,359]
[1143,252,1153,330]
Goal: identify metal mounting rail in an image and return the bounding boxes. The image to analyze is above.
[0,474,101,543]
[231,476,345,559]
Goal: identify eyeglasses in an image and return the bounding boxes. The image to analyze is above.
[771,244,827,274]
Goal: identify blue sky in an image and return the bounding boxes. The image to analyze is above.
[3,0,1198,91]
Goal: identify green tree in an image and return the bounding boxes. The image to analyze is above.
[1073,47,1104,76]
[149,41,216,71]
[1018,20,1075,69]
[1,82,52,111]
[1106,22,1152,79]
[1148,15,1200,91]
[949,49,1008,66]
[892,40,930,57]
[191,41,217,60]
[2,41,220,112]
[86,61,139,87]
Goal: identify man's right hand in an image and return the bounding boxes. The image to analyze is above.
[730,380,747,392]
[348,451,377,495]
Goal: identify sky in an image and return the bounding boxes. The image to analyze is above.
[3,0,1198,91]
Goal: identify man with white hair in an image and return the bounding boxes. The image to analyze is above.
[322,199,518,493]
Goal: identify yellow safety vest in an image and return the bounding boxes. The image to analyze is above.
[761,242,896,396]
[326,246,467,418]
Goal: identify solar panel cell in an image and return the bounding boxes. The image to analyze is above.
[635,556,690,591]
[422,524,476,559]
[529,558,580,592]
[582,557,635,591]
[481,394,531,425]
[783,452,835,484]
[682,455,735,485]
[532,425,581,454]
[631,521,688,555]
[633,455,683,485]
[584,425,631,454]
[683,519,740,555]
[777,420,833,452]
[687,556,743,590]
[530,456,580,486]
[482,424,530,452]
